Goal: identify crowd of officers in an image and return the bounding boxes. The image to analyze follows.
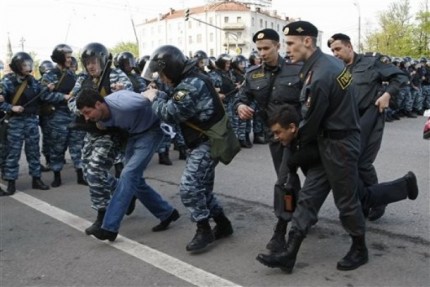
[0,19,423,274]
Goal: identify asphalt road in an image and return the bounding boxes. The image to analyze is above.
[1,115,429,287]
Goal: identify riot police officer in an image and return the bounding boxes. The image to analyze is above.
[142,45,233,252]
[0,52,51,195]
[41,44,86,187]
[68,42,133,234]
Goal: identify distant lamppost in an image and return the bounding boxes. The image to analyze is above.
[353,1,362,53]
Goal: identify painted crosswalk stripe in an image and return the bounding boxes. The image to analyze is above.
[11,191,242,287]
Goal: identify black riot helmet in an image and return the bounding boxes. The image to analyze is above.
[136,55,150,74]
[231,55,247,70]
[193,50,208,61]
[51,44,73,65]
[117,51,136,72]
[9,52,33,75]
[143,45,186,85]
[70,56,78,71]
[39,60,55,76]
[249,51,261,66]
[215,53,232,70]
[80,42,111,71]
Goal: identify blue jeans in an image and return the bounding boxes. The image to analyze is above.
[102,126,174,233]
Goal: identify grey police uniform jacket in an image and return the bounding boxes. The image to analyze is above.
[299,48,361,145]
[235,55,302,120]
[348,52,408,114]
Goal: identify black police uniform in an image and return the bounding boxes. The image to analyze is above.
[347,52,408,188]
[235,55,302,221]
[297,47,365,236]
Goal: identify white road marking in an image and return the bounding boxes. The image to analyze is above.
[10,191,242,287]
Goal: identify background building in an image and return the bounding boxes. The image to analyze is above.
[135,0,322,58]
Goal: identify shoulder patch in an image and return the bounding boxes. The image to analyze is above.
[336,68,352,90]
[173,90,188,101]
[251,71,265,79]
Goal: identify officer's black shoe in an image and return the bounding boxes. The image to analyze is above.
[89,226,118,242]
[245,133,253,148]
[239,139,252,148]
[158,151,172,165]
[125,196,137,216]
[337,235,368,271]
[257,229,305,273]
[178,147,187,160]
[7,180,16,195]
[0,184,14,196]
[51,171,62,188]
[152,209,180,231]
[405,171,419,200]
[114,162,124,178]
[385,115,394,122]
[368,205,386,221]
[85,208,106,235]
[405,111,417,118]
[212,213,233,240]
[186,219,214,252]
[253,133,266,144]
[40,163,51,172]
[76,168,88,186]
[32,177,50,190]
[391,113,400,120]
[266,219,288,253]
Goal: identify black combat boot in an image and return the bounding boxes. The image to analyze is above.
[152,209,180,231]
[337,235,368,271]
[32,177,50,190]
[0,181,15,196]
[364,171,419,220]
[178,147,187,160]
[405,171,419,200]
[253,133,266,144]
[245,133,253,148]
[159,151,172,165]
[85,208,106,235]
[186,219,215,252]
[89,225,118,242]
[114,162,124,178]
[257,229,306,273]
[266,218,288,253]
[51,171,62,188]
[212,213,233,239]
[76,168,88,186]
[368,205,386,221]
[7,180,16,195]
[239,139,252,148]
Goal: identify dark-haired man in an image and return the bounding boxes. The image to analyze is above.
[76,88,179,241]
[257,103,418,272]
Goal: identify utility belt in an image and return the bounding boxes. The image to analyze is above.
[320,130,354,140]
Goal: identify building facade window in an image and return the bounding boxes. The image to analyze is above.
[197,34,202,43]
[224,16,229,23]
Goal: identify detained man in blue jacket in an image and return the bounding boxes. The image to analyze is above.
[76,88,179,241]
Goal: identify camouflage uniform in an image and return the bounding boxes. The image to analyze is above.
[42,67,85,174]
[151,69,226,224]
[0,74,47,181]
[69,68,132,210]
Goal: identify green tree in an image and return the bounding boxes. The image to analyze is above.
[413,0,430,56]
[364,0,430,57]
[109,42,139,58]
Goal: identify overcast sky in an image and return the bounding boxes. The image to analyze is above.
[0,0,422,61]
